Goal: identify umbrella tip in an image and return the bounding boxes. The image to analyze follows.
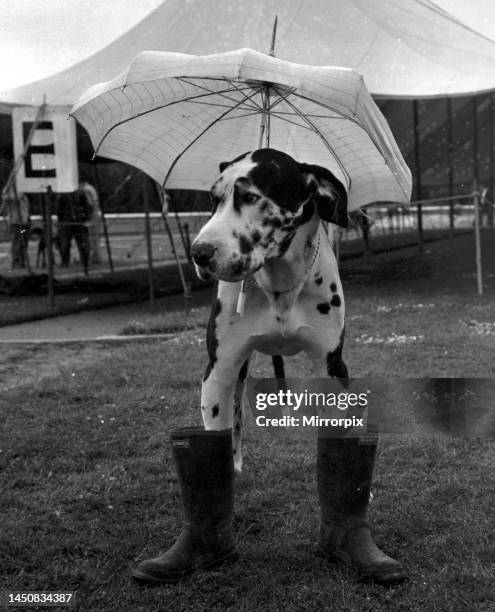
[269,15,278,57]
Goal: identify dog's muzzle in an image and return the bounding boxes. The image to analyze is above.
[191,239,259,282]
[191,241,216,268]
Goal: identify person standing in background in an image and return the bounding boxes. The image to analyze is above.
[57,187,93,275]
[80,178,102,264]
[1,189,30,269]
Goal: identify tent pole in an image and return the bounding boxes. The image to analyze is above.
[489,93,494,228]
[92,163,114,272]
[472,96,479,186]
[473,180,483,296]
[142,174,155,306]
[446,97,454,242]
[44,186,55,306]
[472,96,483,230]
[413,100,423,251]
[168,191,191,262]
[11,182,32,275]
[155,185,191,311]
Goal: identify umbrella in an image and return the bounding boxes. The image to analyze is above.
[70,47,411,211]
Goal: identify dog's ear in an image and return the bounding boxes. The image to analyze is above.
[299,163,348,228]
[219,151,252,174]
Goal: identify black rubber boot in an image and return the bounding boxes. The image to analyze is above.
[317,434,408,584]
[132,427,237,582]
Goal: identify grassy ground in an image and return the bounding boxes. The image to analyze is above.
[1,232,495,611]
[0,262,209,328]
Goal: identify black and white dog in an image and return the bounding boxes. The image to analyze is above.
[191,148,349,471]
[133,148,407,586]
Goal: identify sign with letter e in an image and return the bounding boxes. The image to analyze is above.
[12,106,78,193]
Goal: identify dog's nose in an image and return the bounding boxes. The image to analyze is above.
[191,242,216,267]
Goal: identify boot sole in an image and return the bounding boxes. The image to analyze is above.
[316,546,409,585]
[132,549,239,583]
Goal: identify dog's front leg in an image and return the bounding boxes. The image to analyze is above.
[201,353,249,472]
[201,294,251,470]
[307,332,348,380]
[232,359,249,472]
[308,337,407,583]
[201,362,237,431]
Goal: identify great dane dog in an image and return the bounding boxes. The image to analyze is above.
[133,147,408,585]
[190,148,349,470]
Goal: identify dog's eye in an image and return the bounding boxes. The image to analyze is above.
[243,192,259,204]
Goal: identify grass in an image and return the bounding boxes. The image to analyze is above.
[121,307,208,336]
[1,232,495,610]
[0,262,209,328]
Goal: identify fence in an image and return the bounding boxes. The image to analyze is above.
[0,195,491,296]
[0,212,210,275]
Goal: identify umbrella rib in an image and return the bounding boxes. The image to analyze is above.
[270,110,350,121]
[219,111,266,121]
[176,77,262,111]
[186,99,263,113]
[93,84,257,157]
[259,86,352,121]
[276,110,350,120]
[265,87,296,113]
[278,92,352,190]
[290,91,359,123]
[161,88,261,191]
[268,87,361,127]
[289,91,408,199]
[265,111,313,131]
[226,79,265,111]
[292,90,384,158]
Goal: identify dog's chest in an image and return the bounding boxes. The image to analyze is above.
[249,303,308,354]
[249,326,308,356]
[228,285,344,356]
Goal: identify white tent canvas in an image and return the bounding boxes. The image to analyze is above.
[2,0,495,109]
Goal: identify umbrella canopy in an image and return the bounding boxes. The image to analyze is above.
[71,48,411,210]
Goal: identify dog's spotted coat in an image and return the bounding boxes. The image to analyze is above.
[191,149,349,471]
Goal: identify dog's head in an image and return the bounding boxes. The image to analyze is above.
[191,148,347,281]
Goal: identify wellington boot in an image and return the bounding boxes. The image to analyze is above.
[317,435,408,584]
[133,427,236,582]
